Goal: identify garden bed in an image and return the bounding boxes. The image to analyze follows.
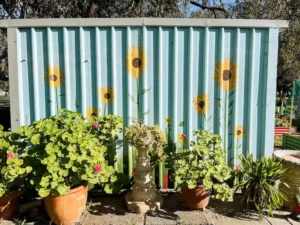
[282,133,300,150]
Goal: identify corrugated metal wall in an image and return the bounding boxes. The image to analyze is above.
[13,25,279,188]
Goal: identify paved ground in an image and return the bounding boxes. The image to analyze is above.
[83,191,300,225]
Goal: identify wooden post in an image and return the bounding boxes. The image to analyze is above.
[290,80,295,135]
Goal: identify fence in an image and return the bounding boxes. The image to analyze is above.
[4,18,288,188]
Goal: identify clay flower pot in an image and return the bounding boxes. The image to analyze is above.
[0,189,22,220]
[181,185,210,209]
[44,183,88,225]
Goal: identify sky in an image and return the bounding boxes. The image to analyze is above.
[189,0,237,12]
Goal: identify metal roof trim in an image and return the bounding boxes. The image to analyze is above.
[0,18,289,29]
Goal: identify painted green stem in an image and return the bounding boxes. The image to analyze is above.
[104,103,107,116]
[55,87,59,114]
[136,78,140,120]
[223,91,228,151]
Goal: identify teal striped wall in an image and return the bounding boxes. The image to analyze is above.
[15,26,279,188]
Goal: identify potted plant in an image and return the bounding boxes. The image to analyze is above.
[166,130,233,209]
[0,125,32,220]
[235,153,287,218]
[18,109,120,225]
[124,123,166,213]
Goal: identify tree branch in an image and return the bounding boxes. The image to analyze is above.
[190,0,231,18]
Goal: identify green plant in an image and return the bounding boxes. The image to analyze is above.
[235,154,287,217]
[124,123,167,166]
[0,125,32,197]
[166,130,233,201]
[18,109,120,197]
[88,114,123,166]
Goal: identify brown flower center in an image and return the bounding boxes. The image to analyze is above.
[222,70,232,81]
[91,112,97,116]
[198,101,205,109]
[132,58,142,68]
[237,130,242,135]
[104,93,111,99]
[50,75,57,81]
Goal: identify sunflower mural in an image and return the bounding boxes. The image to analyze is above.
[213,58,239,152]
[45,65,63,113]
[214,58,238,91]
[86,107,100,119]
[126,45,150,121]
[234,125,246,169]
[193,93,210,116]
[126,45,147,79]
[99,86,115,115]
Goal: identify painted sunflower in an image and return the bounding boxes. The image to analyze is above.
[235,125,245,140]
[177,133,187,144]
[193,93,210,115]
[86,107,99,118]
[165,118,171,125]
[214,58,238,91]
[45,65,62,88]
[126,45,147,78]
[99,86,115,104]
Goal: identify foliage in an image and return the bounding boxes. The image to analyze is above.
[166,130,233,202]
[88,114,123,165]
[124,123,167,166]
[0,125,32,197]
[235,154,287,217]
[231,0,300,91]
[18,109,120,197]
[275,117,290,127]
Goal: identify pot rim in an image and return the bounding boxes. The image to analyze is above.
[46,182,88,198]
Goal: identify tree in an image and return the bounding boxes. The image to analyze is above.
[231,0,300,93]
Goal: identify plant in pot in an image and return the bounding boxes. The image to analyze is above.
[234,153,287,218]
[0,125,32,220]
[124,123,167,213]
[166,130,233,209]
[18,109,121,225]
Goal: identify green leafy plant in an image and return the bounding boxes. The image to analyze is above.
[166,130,233,202]
[235,154,287,217]
[18,109,120,197]
[124,123,167,166]
[88,114,123,165]
[0,125,32,197]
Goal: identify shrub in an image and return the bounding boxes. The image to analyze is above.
[18,109,120,197]
[0,125,31,197]
[166,130,233,201]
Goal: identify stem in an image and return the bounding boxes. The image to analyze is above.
[236,139,239,169]
[136,78,140,121]
[223,91,228,151]
[104,103,107,116]
[55,87,59,114]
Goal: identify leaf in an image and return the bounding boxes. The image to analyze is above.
[59,93,65,96]
[215,98,222,101]
[228,120,231,127]
[229,101,234,107]
[228,110,233,115]
[207,115,213,121]
[57,184,69,195]
[47,100,52,103]
[143,109,150,116]
[128,94,134,103]
[142,87,151,94]
[179,121,184,127]
[229,91,236,96]
[237,144,242,149]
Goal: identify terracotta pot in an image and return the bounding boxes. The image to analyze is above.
[181,185,210,209]
[0,189,22,220]
[44,183,88,225]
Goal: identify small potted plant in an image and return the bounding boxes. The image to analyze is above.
[124,123,167,213]
[166,130,233,209]
[18,109,120,225]
[235,154,287,218]
[0,125,32,220]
